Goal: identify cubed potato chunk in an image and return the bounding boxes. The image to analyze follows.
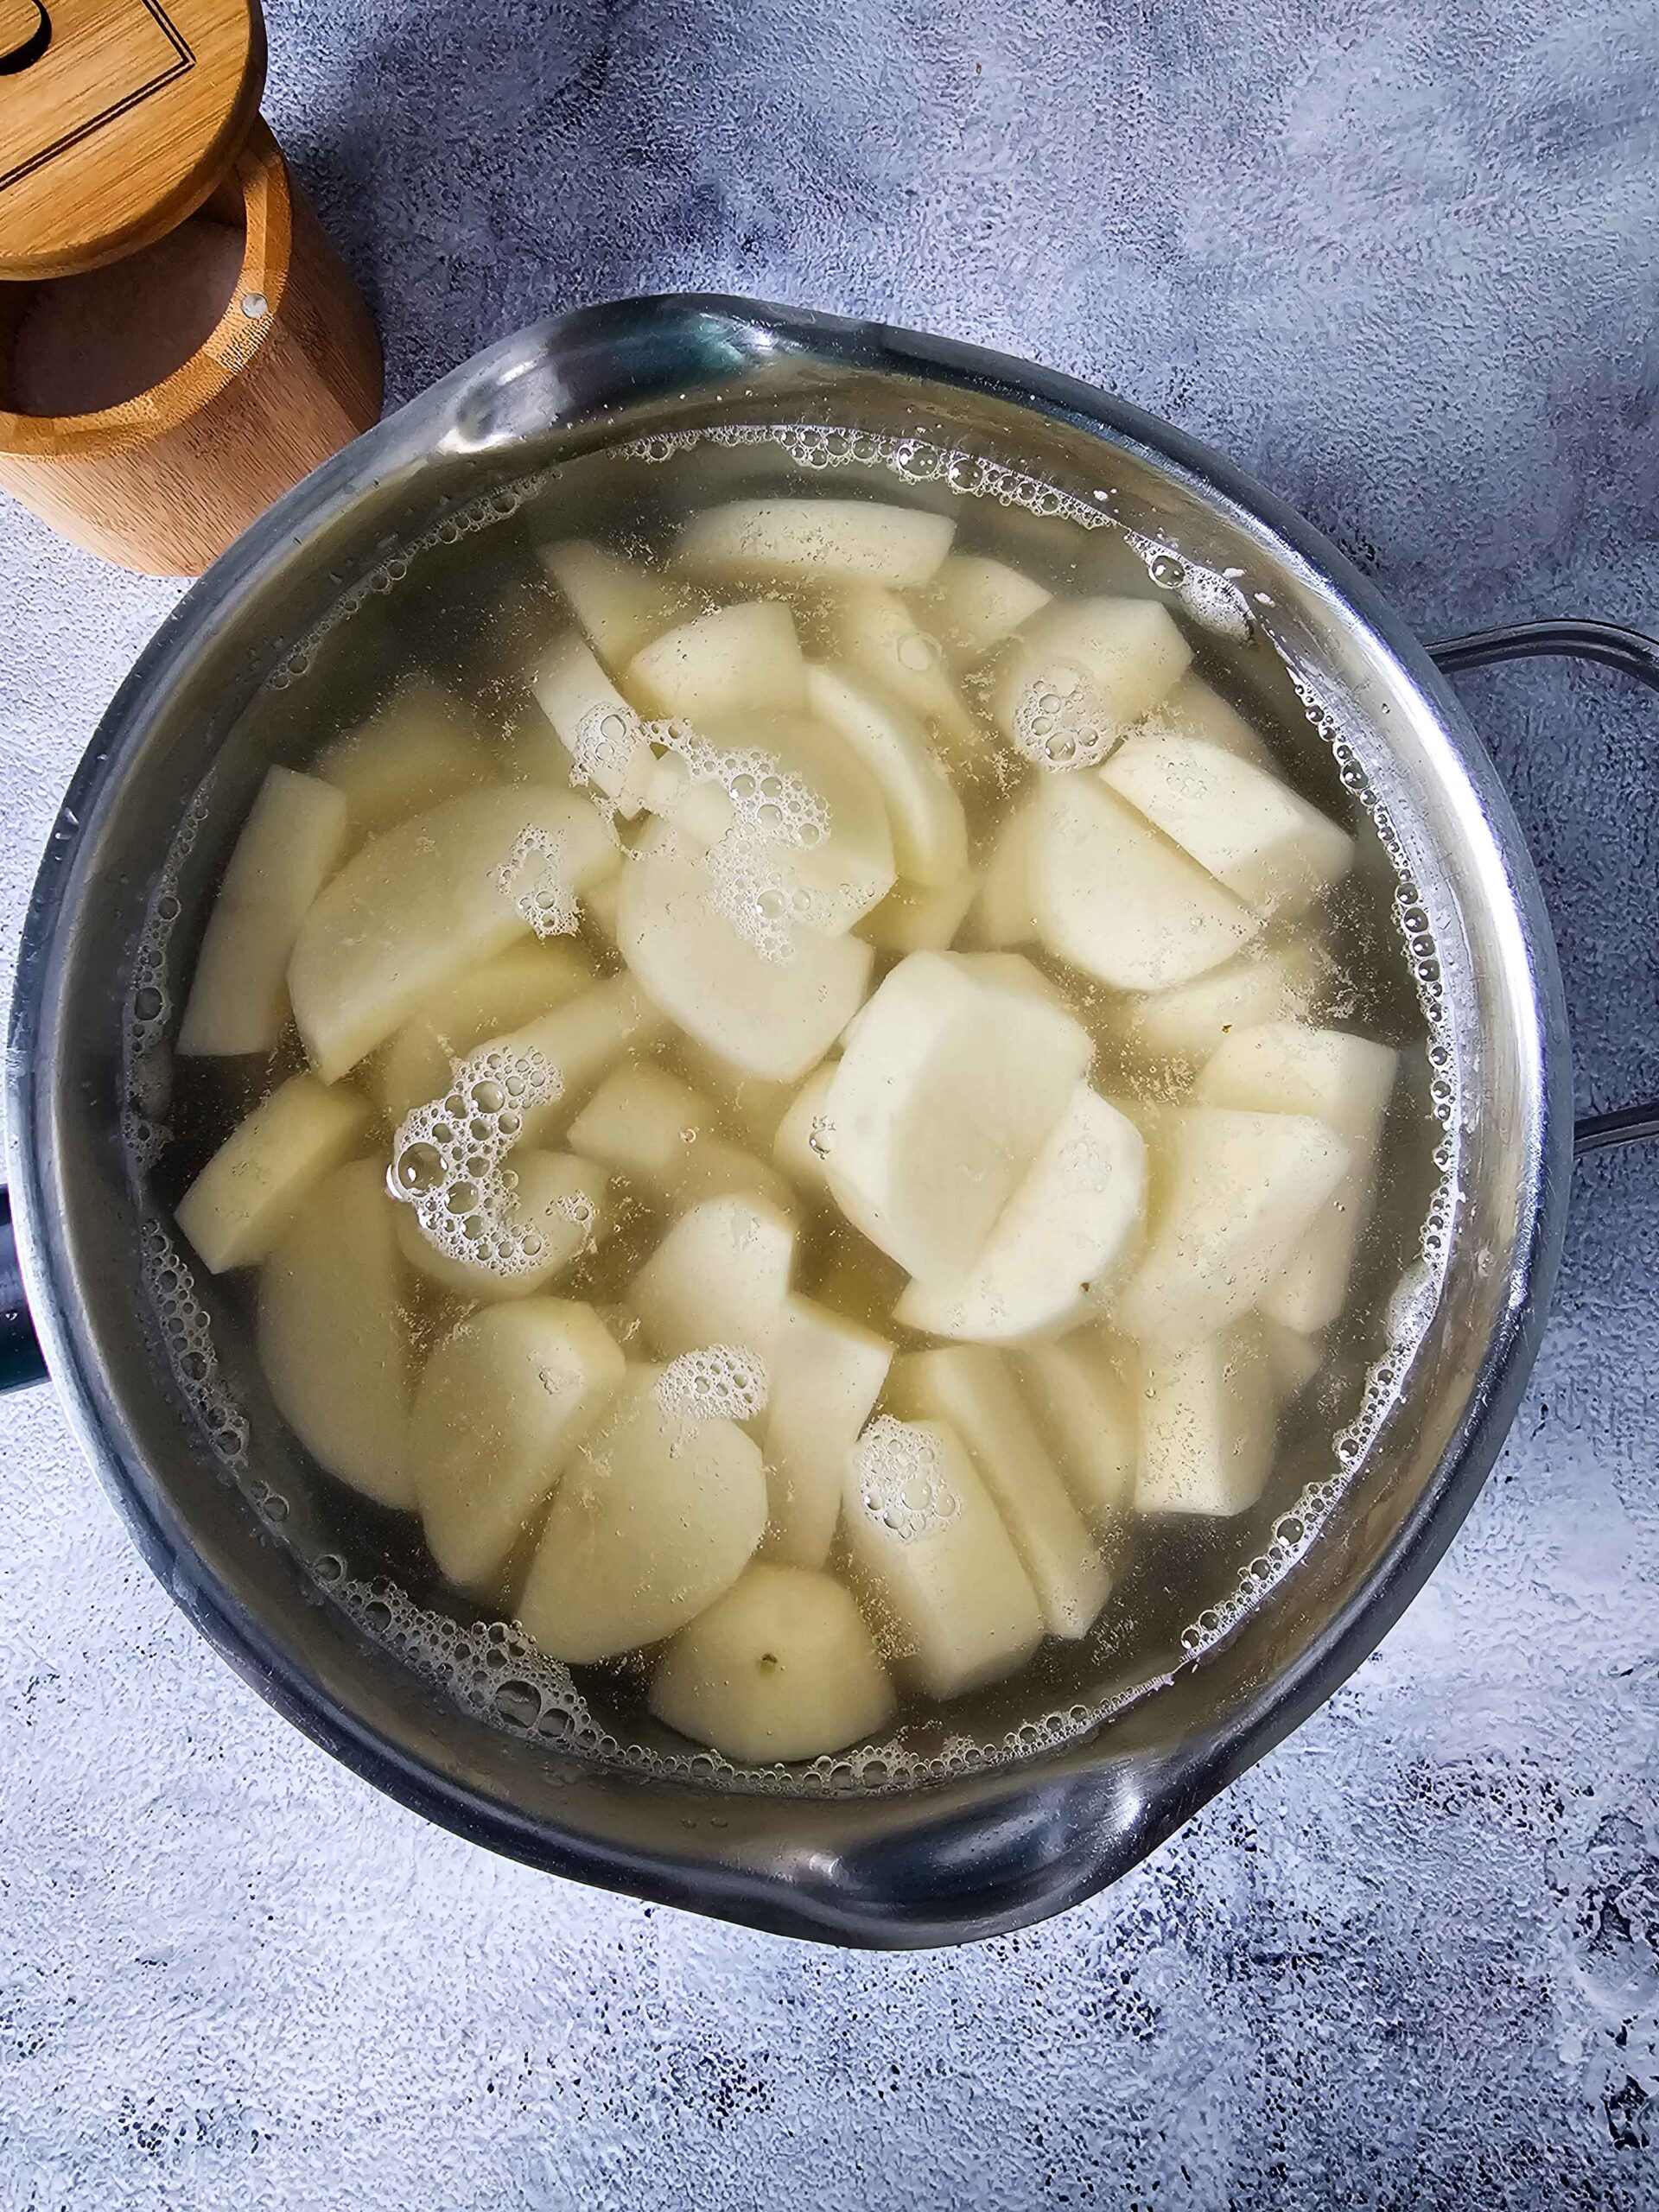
[493,976,668,1145]
[964,798,1039,950]
[289,786,614,1081]
[1115,1105,1351,1344]
[537,537,689,670]
[823,584,980,758]
[860,873,978,953]
[178,768,349,1057]
[1116,940,1328,1066]
[676,499,954,589]
[1132,671,1275,770]
[632,1193,797,1363]
[649,1563,896,1763]
[1033,774,1259,992]
[517,1366,766,1662]
[1015,1332,1137,1526]
[993,597,1192,765]
[522,634,656,816]
[843,1416,1043,1700]
[760,1294,893,1568]
[373,941,592,1123]
[1135,1320,1279,1516]
[257,1160,413,1508]
[314,682,490,842]
[624,601,807,721]
[410,1300,624,1592]
[175,1073,368,1273]
[395,1150,609,1302]
[772,1061,837,1198]
[616,836,874,1084]
[1261,1316,1324,1397]
[804,664,969,887]
[1197,1021,1398,1331]
[919,552,1052,666]
[568,1063,789,1214]
[896,1084,1146,1344]
[887,1349,1110,1639]
[820,950,1092,1283]
[1103,734,1354,917]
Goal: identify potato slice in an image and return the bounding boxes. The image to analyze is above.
[461,974,665,1146]
[804,664,969,887]
[314,681,490,842]
[760,1294,892,1568]
[823,584,980,758]
[1116,940,1328,1066]
[616,836,874,1083]
[632,1193,797,1363]
[517,1366,766,1662]
[395,1150,608,1302]
[919,552,1052,666]
[820,950,1092,1283]
[1133,671,1275,771]
[676,499,954,589]
[372,941,592,1123]
[175,1073,368,1274]
[624,601,807,721]
[842,1416,1043,1699]
[289,786,614,1081]
[895,1084,1146,1343]
[1135,1320,1279,1516]
[888,1349,1110,1639]
[521,634,656,816]
[178,768,349,1057]
[1033,774,1258,992]
[409,1299,624,1593]
[1015,1332,1137,1525]
[1115,1105,1351,1344]
[1103,734,1354,917]
[1197,1021,1398,1331]
[992,597,1192,765]
[537,537,688,670]
[649,1563,896,1761]
[860,873,978,954]
[964,798,1039,950]
[772,1061,837,1198]
[257,1160,413,1508]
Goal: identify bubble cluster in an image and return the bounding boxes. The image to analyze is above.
[496,823,580,938]
[388,1043,563,1273]
[571,700,645,798]
[140,1219,249,1471]
[1008,661,1121,772]
[654,1344,770,1440]
[853,1417,962,1542]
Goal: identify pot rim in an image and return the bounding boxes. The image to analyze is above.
[3,293,1572,1945]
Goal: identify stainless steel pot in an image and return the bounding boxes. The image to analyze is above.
[6,296,1656,1948]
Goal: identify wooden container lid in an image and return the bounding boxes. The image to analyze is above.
[0,0,266,278]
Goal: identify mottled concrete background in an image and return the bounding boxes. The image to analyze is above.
[3,3,1657,2204]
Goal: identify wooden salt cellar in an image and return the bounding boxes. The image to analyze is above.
[0,0,383,575]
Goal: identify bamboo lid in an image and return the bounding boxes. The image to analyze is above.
[0,0,266,278]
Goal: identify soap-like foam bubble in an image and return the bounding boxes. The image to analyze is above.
[389,1042,563,1273]
[497,824,581,938]
[852,1416,963,1543]
[654,1344,770,1437]
[1007,660,1121,772]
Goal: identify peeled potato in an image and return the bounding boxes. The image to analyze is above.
[314,682,490,842]
[1114,1105,1351,1344]
[860,873,978,954]
[632,1192,796,1363]
[1135,1320,1279,1516]
[1116,939,1328,1066]
[676,499,954,589]
[516,1366,766,1662]
[568,1063,790,1213]
[824,584,979,758]
[394,1150,609,1302]
[289,786,614,1081]
[257,1160,414,1509]
[624,601,807,721]
[1033,774,1259,992]
[887,1349,1111,1639]
[1015,1331,1137,1525]
[920,552,1052,666]
[1133,671,1276,771]
[760,1294,892,1567]
[804,663,969,887]
[178,768,349,1057]
[964,798,1039,950]
[1262,1316,1324,1397]
[820,950,1092,1283]
[896,1084,1146,1344]
[537,537,689,671]
[649,1563,895,1762]
[993,596,1192,760]
[373,940,592,1124]
[1103,734,1354,918]
[616,835,874,1083]
[671,1038,798,1150]
[523,634,656,815]
[842,1416,1043,1700]
[772,1061,837,1198]
[409,1299,625,1593]
[175,1072,368,1274]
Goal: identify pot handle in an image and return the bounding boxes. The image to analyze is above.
[0,1185,47,1390]
[1427,619,1659,1160]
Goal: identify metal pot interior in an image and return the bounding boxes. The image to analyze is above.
[8,299,1570,1942]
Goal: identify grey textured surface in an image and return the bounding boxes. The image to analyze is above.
[3,3,1658,2204]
